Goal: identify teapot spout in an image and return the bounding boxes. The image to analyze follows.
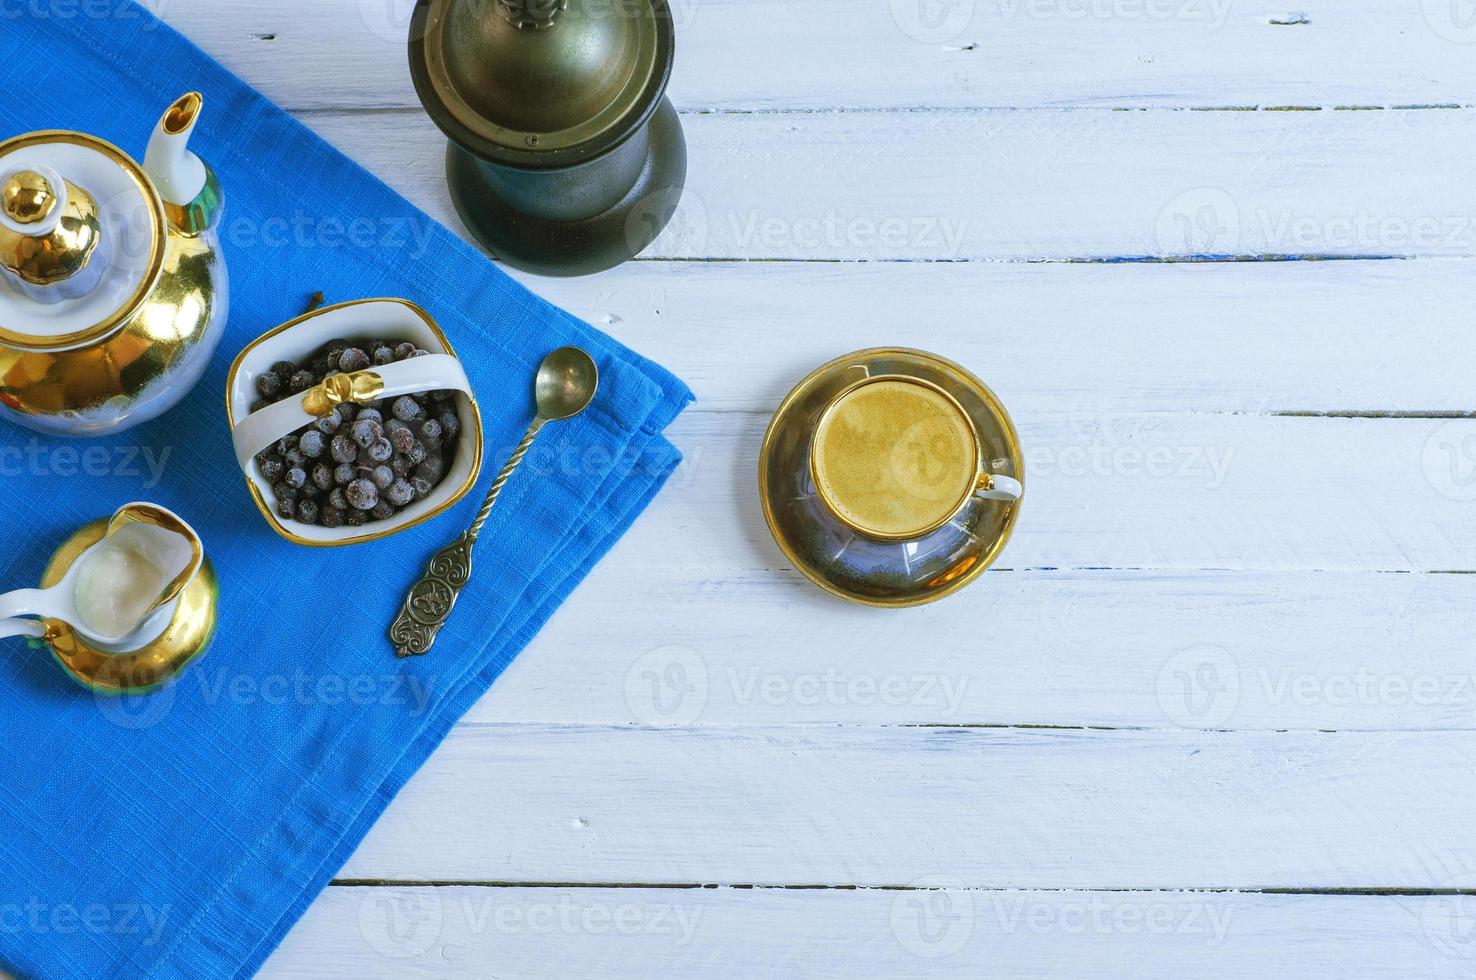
[143,92,223,235]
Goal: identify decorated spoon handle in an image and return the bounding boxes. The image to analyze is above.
[389,419,544,658]
[389,534,475,658]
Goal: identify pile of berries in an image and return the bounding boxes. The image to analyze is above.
[251,339,463,529]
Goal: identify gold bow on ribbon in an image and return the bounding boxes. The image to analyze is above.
[301,370,385,417]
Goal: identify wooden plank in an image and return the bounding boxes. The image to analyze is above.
[264,885,1476,979]
[337,726,1476,887]
[170,0,1476,112]
[558,411,1476,572]
[287,106,1476,260]
[511,259,1476,415]
[467,568,1476,730]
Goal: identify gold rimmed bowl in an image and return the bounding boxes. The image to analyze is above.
[225,298,484,547]
[759,348,1024,608]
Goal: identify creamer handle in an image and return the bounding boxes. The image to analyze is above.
[0,589,52,640]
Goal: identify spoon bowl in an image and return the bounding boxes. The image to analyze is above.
[535,347,600,421]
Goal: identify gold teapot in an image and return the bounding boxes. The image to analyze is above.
[0,93,227,436]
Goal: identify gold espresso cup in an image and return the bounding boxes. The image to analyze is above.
[810,375,1024,541]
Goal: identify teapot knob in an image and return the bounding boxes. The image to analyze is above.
[1,170,56,226]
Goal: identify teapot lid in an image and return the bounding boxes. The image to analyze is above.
[0,131,167,353]
[410,0,674,170]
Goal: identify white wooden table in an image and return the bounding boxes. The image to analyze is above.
[168,2,1476,975]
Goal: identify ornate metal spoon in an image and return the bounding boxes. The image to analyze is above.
[390,346,599,658]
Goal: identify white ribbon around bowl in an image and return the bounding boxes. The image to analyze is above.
[230,353,473,469]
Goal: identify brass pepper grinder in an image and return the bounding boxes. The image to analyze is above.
[409,0,688,277]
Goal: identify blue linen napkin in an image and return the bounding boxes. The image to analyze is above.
[0,4,692,978]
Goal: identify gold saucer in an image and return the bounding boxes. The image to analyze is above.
[759,349,1024,608]
[39,518,217,695]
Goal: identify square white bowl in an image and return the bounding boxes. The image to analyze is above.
[225,298,483,546]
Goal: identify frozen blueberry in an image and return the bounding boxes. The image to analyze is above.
[330,434,358,464]
[411,476,433,501]
[288,370,318,394]
[270,360,297,379]
[415,456,444,485]
[297,500,319,525]
[335,403,356,425]
[346,478,379,511]
[284,448,307,468]
[327,487,349,511]
[386,479,415,507]
[391,396,423,422]
[406,441,427,466]
[418,418,443,447]
[260,458,285,484]
[312,463,335,492]
[250,399,269,414]
[351,418,382,450]
[255,372,282,400]
[272,481,299,502]
[373,345,395,366]
[276,498,296,521]
[439,411,460,439]
[338,347,371,373]
[345,509,368,527]
[367,437,393,463]
[389,426,417,454]
[371,499,396,522]
[299,429,326,458]
[313,413,341,436]
[284,466,308,490]
[394,342,417,360]
[390,455,412,478]
[333,462,357,485]
[369,465,395,490]
[320,506,345,529]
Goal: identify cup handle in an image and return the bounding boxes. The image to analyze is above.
[976,473,1024,503]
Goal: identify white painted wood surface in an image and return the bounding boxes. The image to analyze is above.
[146,2,1476,976]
